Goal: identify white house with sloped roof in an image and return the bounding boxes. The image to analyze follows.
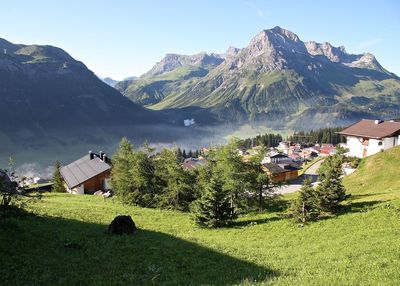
[339,119,400,158]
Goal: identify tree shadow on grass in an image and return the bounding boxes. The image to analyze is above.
[340,200,385,215]
[0,212,278,286]
[227,216,282,228]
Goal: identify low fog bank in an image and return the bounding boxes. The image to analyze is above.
[0,123,242,178]
[0,118,348,179]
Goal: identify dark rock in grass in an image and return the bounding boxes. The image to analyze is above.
[108,215,137,235]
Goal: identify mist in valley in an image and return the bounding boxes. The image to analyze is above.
[0,123,263,179]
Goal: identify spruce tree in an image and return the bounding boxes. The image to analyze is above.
[193,175,235,228]
[315,155,349,214]
[110,137,134,203]
[291,177,318,223]
[51,160,66,193]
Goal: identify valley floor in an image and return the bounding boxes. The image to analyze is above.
[1,147,400,285]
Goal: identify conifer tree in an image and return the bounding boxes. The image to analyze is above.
[193,175,235,228]
[110,137,134,203]
[291,177,318,223]
[51,160,66,193]
[315,155,349,213]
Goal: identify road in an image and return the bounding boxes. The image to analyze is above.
[276,159,324,194]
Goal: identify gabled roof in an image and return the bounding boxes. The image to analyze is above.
[262,163,300,175]
[338,119,400,139]
[60,154,111,189]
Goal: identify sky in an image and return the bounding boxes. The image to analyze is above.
[1,0,399,80]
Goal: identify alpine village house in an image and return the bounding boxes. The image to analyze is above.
[339,119,400,158]
[60,151,111,194]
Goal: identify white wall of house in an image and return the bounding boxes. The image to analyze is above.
[346,135,398,158]
[346,136,365,158]
[383,137,397,150]
[69,184,84,195]
[367,138,384,156]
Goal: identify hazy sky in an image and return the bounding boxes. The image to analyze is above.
[1,0,399,79]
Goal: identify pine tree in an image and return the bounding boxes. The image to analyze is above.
[51,160,66,193]
[110,137,134,203]
[154,148,195,211]
[291,177,318,223]
[193,175,235,228]
[315,155,349,214]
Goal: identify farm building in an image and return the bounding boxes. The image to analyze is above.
[339,119,400,158]
[60,151,111,195]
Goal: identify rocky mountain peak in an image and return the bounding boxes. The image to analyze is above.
[269,26,301,42]
[225,46,241,58]
[305,40,349,63]
[144,52,223,77]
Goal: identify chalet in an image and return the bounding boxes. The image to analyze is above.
[339,119,400,158]
[263,152,292,164]
[60,151,111,195]
[262,163,300,183]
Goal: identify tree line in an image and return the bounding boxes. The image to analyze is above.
[241,127,346,150]
[287,127,346,145]
[241,133,283,149]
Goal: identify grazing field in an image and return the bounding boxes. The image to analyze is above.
[1,147,400,285]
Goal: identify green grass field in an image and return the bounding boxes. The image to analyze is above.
[1,147,400,285]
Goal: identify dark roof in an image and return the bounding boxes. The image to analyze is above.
[270,153,288,158]
[263,163,300,175]
[338,119,400,139]
[60,154,111,189]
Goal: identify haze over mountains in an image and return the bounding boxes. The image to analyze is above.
[117,26,400,129]
[0,37,172,166]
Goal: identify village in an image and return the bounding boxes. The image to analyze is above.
[15,119,400,197]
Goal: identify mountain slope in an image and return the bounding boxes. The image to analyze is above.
[98,76,118,87]
[115,52,224,106]
[343,145,400,202]
[118,26,400,128]
[0,38,165,133]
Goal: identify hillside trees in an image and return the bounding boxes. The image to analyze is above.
[192,175,235,228]
[247,145,277,213]
[316,155,349,213]
[291,154,350,223]
[291,177,318,223]
[110,137,282,227]
[110,137,135,204]
[52,161,66,193]
[129,143,157,207]
[154,148,196,211]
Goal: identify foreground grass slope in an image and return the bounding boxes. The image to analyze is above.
[1,147,400,285]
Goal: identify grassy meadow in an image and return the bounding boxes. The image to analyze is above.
[1,147,400,285]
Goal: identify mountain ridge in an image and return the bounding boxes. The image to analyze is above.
[116,26,400,128]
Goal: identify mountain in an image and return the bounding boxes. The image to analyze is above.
[117,26,400,128]
[98,76,118,87]
[123,76,138,81]
[0,38,166,144]
[115,52,224,106]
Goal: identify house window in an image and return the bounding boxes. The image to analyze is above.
[378,141,383,146]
